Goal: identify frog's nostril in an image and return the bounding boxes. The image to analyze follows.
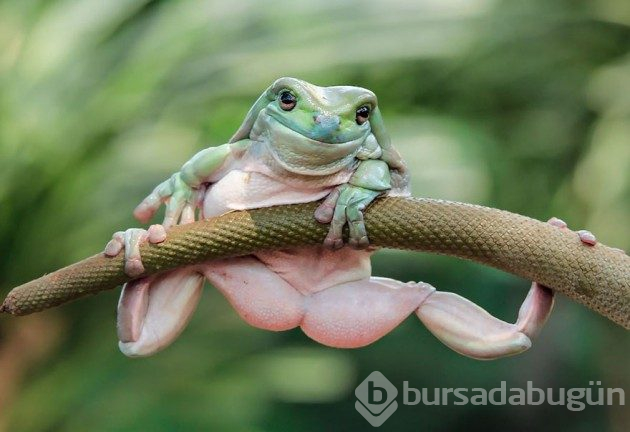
[314,114,340,130]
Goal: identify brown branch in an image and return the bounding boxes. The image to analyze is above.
[2,197,628,328]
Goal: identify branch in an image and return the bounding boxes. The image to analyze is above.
[2,197,628,328]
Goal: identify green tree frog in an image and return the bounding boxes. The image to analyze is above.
[105,77,597,359]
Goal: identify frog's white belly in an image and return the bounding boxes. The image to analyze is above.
[202,170,332,216]
[201,169,372,294]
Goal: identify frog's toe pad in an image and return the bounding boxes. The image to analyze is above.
[117,268,203,357]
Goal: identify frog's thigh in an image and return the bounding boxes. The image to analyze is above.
[301,277,434,348]
[201,256,305,331]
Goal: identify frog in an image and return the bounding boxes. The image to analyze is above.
[105,77,597,359]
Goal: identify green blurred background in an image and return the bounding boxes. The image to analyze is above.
[0,0,628,430]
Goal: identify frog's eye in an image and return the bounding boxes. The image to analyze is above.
[355,105,370,125]
[279,90,297,111]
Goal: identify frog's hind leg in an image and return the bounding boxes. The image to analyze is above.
[300,278,435,348]
[300,277,553,359]
[415,282,554,360]
[202,260,553,360]
[117,267,204,357]
[201,260,434,347]
[202,256,306,331]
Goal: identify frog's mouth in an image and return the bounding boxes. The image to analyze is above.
[251,112,369,176]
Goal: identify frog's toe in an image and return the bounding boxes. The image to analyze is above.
[123,228,150,277]
[124,258,145,279]
[104,231,125,257]
[577,229,597,246]
[117,268,204,357]
[314,187,341,223]
[180,203,196,224]
[105,228,156,277]
[323,234,344,250]
[323,222,345,249]
[348,235,369,249]
[133,198,159,224]
[547,217,597,246]
[347,205,369,249]
[148,224,167,243]
[547,217,567,229]
[323,205,347,249]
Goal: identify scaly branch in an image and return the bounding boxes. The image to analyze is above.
[2,197,629,328]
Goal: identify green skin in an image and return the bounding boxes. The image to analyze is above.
[134,77,409,248]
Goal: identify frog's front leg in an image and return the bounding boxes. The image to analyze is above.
[316,160,391,249]
[133,140,249,227]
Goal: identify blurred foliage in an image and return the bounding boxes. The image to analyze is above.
[0,0,629,431]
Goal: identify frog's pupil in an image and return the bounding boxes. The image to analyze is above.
[280,92,295,103]
[356,106,370,124]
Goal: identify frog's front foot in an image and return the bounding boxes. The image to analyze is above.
[104,225,167,277]
[315,184,381,250]
[133,173,200,228]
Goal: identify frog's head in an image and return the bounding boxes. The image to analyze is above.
[229,77,395,175]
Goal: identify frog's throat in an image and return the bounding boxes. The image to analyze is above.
[250,111,368,176]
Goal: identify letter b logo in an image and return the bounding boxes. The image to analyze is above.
[368,380,386,404]
[355,371,398,427]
